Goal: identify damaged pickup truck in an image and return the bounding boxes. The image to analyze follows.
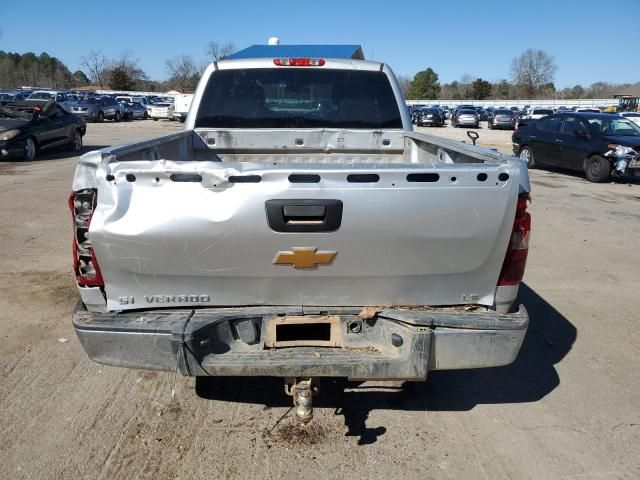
[71,56,531,424]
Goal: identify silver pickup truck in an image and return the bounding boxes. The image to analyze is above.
[71,57,531,423]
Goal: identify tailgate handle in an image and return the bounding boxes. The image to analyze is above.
[283,205,326,222]
[266,199,342,232]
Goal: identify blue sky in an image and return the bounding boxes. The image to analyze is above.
[1,0,638,87]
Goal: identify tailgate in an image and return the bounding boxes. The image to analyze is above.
[90,161,520,311]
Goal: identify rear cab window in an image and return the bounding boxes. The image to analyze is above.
[195,68,402,129]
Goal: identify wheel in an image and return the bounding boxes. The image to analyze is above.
[585,155,611,183]
[97,111,104,122]
[67,130,83,153]
[23,137,37,161]
[519,146,536,169]
[153,118,158,121]
[115,112,121,122]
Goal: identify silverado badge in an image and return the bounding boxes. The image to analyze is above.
[273,247,337,269]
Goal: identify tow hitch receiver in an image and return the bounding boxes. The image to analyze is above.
[285,377,318,425]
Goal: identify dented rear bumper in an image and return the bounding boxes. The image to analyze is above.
[72,303,528,380]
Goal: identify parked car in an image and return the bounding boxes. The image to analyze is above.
[488,108,517,130]
[71,96,124,122]
[620,112,640,126]
[149,102,174,121]
[128,102,149,120]
[524,108,553,120]
[0,101,86,161]
[416,107,445,127]
[452,108,480,128]
[475,107,488,121]
[513,112,640,182]
[10,91,30,101]
[118,102,134,120]
[70,56,531,423]
[116,95,150,108]
[27,91,74,111]
[410,104,426,124]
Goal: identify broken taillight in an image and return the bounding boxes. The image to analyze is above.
[69,189,103,286]
[498,192,531,286]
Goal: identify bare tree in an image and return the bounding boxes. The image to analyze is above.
[205,41,236,62]
[80,50,108,87]
[396,75,412,99]
[109,50,147,86]
[166,55,199,92]
[460,74,474,98]
[510,49,557,99]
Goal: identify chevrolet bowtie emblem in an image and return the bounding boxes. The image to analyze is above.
[273,247,337,269]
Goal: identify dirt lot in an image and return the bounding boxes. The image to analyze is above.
[1,120,639,480]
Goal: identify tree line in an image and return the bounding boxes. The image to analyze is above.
[79,42,237,93]
[0,41,237,93]
[401,49,633,101]
[0,51,89,89]
[1,46,633,99]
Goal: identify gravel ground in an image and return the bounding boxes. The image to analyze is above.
[0,121,639,480]
[416,122,517,154]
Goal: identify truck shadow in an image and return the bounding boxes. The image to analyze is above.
[195,283,576,444]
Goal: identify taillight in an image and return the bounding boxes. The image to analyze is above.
[498,193,531,286]
[273,58,326,67]
[69,189,103,287]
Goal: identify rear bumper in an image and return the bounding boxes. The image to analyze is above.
[492,122,515,129]
[72,111,97,119]
[73,303,528,380]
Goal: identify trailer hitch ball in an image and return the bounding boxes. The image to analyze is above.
[285,378,317,426]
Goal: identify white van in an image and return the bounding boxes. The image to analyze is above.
[172,94,193,122]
